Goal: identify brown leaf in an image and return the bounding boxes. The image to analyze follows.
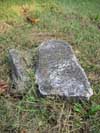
[26,16,40,24]
[0,80,9,94]
[20,128,27,133]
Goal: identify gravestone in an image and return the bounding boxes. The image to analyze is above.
[36,40,93,100]
[8,49,31,94]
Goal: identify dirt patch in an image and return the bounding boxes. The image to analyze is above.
[30,30,75,45]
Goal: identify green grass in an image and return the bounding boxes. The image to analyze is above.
[0,0,100,132]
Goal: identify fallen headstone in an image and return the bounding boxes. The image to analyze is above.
[36,40,93,100]
[8,49,31,94]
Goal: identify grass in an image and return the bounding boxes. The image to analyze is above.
[0,0,100,132]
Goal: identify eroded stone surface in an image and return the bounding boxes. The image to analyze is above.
[8,49,31,93]
[36,40,93,100]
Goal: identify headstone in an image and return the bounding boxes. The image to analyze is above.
[8,49,31,94]
[36,40,93,100]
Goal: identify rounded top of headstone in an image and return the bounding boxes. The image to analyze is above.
[39,39,71,50]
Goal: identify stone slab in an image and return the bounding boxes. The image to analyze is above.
[8,49,31,94]
[36,40,93,100]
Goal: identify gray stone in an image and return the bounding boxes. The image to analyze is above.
[36,40,93,100]
[8,49,31,94]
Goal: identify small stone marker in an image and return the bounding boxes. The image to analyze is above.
[8,49,30,94]
[36,40,93,100]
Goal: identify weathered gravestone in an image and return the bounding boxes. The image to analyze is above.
[8,49,31,94]
[36,40,93,100]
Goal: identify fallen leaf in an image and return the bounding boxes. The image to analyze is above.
[26,16,40,24]
[0,80,9,94]
[20,128,27,133]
